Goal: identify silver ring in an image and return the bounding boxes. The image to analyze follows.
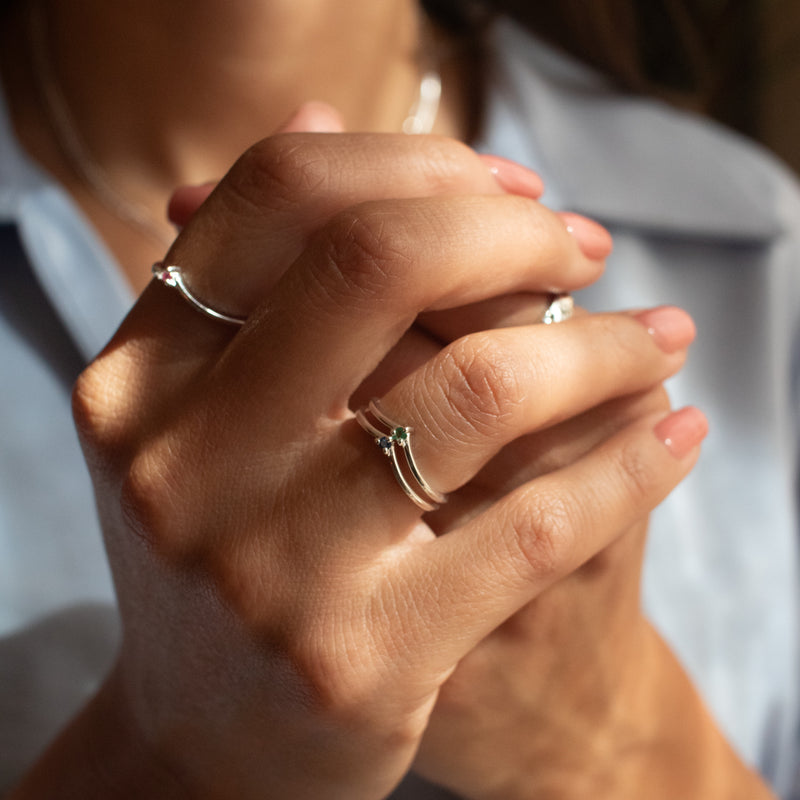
[356,399,446,512]
[151,263,245,326]
[542,292,574,325]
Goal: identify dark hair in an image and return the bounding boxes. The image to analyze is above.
[421,0,760,138]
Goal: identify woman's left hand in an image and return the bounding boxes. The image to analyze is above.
[410,387,668,797]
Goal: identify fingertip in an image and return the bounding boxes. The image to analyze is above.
[558,212,614,261]
[654,406,709,459]
[632,306,697,354]
[275,101,346,133]
[479,154,544,198]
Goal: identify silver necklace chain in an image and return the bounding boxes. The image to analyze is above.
[28,3,442,250]
[28,1,174,247]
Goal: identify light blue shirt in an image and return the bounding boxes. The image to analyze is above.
[1,19,798,798]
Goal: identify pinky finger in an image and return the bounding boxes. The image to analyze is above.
[393,406,708,673]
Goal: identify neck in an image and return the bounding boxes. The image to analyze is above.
[47,0,438,180]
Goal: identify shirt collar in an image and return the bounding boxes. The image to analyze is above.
[480,18,784,242]
[0,80,133,361]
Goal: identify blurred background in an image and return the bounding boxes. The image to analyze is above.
[432,0,800,174]
[761,0,800,173]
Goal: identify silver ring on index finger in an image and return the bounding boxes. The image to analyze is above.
[152,263,246,327]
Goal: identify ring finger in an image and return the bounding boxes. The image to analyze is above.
[355,306,695,509]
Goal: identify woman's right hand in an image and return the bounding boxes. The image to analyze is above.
[15,128,701,800]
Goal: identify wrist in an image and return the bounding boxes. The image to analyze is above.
[477,622,775,800]
[8,664,190,800]
[607,627,776,800]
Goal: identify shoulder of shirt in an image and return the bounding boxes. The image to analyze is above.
[483,17,800,243]
[0,82,53,222]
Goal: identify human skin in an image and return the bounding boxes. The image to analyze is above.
[9,124,706,799]
[0,0,466,288]
[164,115,775,800]
[1,0,776,795]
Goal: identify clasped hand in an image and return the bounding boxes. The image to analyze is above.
[71,106,703,799]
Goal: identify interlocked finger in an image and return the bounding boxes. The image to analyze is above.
[355,308,694,510]
[382,407,707,677]
[129,133,511,360]
[220,193,602,430]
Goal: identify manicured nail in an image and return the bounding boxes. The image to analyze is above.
[654,407,709,459]
[633,306,696,353]
[276,101,345,133]
[167,182,218,226]
[559,212,613,260]
[480,154,544,198]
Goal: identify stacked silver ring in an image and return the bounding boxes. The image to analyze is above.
[356,399,447,512]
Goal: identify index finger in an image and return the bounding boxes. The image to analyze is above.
[162,133,509,315]
[117,133,522,370]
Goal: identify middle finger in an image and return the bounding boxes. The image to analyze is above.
[220,193,603,423]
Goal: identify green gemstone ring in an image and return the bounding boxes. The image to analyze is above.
[356,399,446,512]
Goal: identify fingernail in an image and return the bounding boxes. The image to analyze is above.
[275,101,345,133]
[633,306,696,353]
[166,182,218,226]
[172,180,216,192]
[559,212,613,260]
[654,406,709,459]
[480,154,544,198]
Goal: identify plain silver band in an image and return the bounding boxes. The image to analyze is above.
[355,407,438,511]
[151,263,246,327]
[356,399,446,512]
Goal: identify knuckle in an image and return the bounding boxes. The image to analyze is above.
[615,436,660,506]
[71,362,109,444]
[71,353,133,457]
[287,625,380,720]
[645,384,671,414]
[504,487,579,583]
[269,626,425,747]
[526,204,569,272]
[119,439,192,558]
[620,384,671,422]
[309,204,415,307]
[206,540,269,625]
[436,335,525,441]
[228,135,330,212]
[600,315,644,366]
[417,137,484,193]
